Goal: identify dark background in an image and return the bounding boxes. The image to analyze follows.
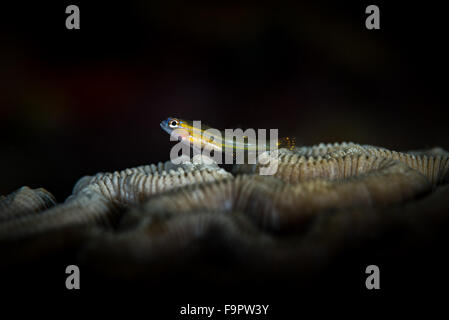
[1,1,448,314]
[1,1,447,201]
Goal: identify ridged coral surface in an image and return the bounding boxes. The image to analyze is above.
[1,143,448,280]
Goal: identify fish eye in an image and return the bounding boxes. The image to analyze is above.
[169,119,179,128]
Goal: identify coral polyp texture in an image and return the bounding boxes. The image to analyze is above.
[1,143,449,281]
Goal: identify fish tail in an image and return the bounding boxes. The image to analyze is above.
[278,136,296,150]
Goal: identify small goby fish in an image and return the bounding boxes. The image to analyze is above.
[160,117,295,153]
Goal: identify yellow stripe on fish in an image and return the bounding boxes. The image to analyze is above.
[160,117,296,153]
